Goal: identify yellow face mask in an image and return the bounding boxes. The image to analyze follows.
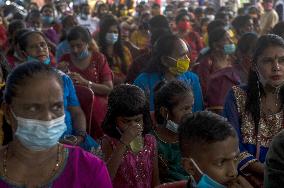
[0,82,5,89]
[168,56,191,76]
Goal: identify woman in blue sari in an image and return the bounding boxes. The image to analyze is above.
[134,34,203,112]
[223,34,284,186]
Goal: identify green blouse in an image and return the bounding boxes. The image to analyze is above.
[152,131,189,183]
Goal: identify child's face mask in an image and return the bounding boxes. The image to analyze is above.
[190,158,226,188]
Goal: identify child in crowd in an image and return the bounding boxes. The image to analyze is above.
[179,111,253,188]
[101,84,159,188]
[153,80,193,183]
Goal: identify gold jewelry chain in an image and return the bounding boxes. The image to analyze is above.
[2,144,63,186]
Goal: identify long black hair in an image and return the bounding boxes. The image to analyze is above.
[246,34,284,133]
[145,34,180,73]
[102,84,152,139]
[98,15,127,74]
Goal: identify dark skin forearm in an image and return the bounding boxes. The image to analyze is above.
[68,106,86,144]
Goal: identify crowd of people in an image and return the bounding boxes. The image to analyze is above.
[0,0,283,187]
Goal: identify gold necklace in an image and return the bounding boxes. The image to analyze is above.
[2,144,62,186]
[153,130,178,144]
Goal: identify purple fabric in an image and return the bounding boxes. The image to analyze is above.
[205,67,240,108]
[0,145,112,188]
[44,28,59,44]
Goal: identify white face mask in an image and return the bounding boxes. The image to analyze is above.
[166,120,179,133]
[256,66,284,89]
[206,15,215,21]
[13,112,66,151]
[106,33,119,45]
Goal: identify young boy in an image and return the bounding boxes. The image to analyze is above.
[178,111,252,188]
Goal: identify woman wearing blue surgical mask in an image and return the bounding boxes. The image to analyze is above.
[193,27,240,114]
[58,26,113,139]
[134,34,203,112]
[0,62,112,187]
[18,30,99,152]
[18,30,56,67]
[26,10,57,53]
[40,4,60,45]
[224,34,284,187]
[153,80,193,183]
[98,15,133,85]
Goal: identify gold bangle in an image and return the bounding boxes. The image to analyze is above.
[88,81,92,88]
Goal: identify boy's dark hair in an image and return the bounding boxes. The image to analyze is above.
[179,111,236,157]
[102,84,152,139]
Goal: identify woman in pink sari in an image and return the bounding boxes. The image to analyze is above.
[59,26,113,139]
[0,62,112,188]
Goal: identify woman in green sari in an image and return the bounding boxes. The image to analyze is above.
[153,80,194,183]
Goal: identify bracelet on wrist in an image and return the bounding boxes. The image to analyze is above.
[88,81,93,88]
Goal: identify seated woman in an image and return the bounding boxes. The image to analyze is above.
[59,26,113,139]
[134,34,203,112]
[223,34,284,187]
[55,15,78,62]
[0,62,112,187]
[40,4,60,44]
[98,15,132,85]
[17,30,97,152]
[234,32,258,84]
[153,80,193,183]
[26,10,57,55]
[175,12,204,62]
[193,27,240,114]
[6,29,30,69]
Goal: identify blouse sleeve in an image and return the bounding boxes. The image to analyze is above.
[190,73,204,112]
[223,88,257,171]
[97,53,113,82]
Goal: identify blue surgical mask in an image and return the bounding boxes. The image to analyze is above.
[42,16,54,24]
[224,44,236,55]
[13,112,66,151]
[106,33,119,45]
[76,48,89,60]
[81,14,88,20]
[27,56,51,65]
[189,158,226,188]
[197,174,226,188]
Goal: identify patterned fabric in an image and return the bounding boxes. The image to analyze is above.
[223,85,284,170]
[152,131,189,183]
[111,46,133,85]
[108,134,156,188]
[130,30,150,50]
[59,51,113,139]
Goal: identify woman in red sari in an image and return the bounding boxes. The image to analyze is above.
[59,26,113,139]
